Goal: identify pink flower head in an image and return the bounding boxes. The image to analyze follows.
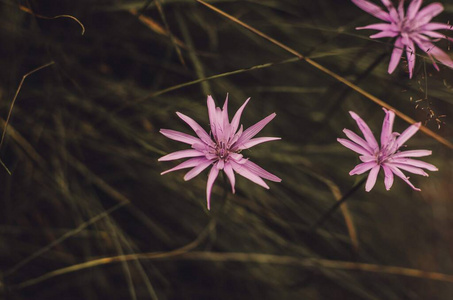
[352,0,453,78]
[338,109,438,191]
[159,95,281,209]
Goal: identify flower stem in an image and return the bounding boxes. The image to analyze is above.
[309,177,366,233]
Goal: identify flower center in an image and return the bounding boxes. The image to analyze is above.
[214,141,230,161]
[399,19,415,34]
[375,151,387,165]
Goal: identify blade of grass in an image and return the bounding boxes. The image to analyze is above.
[195,0,453,149]
[309,178,366,233]
[13,247,453,289]
[176,10,211,95]
[130,8,186,48]
[19,6,85,35]
[155,0,186,66]
[107,219,138,300]
[305,169,359,252]
[171,252,453,284]
[0,61,55,150]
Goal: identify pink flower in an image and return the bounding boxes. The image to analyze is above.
[352,0,453,78]
[338,109,438,192]
[159,95,281,209]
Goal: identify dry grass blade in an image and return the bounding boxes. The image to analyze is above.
[175,252,453,283]
[0,61,55,150]
[12,248,453,290]
[195,0,453,149]
[0,119,48,173]
[130,8,186,48]
[155,0,186,66]
[176,11,210,95]
[19,5,85,35]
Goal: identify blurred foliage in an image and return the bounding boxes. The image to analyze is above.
[0,0,452,299]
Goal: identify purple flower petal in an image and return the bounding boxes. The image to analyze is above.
[391,158,438,171]
[396,122,420,147]
[379,0,398,21]
[344,129,374,153]
[238,137,281,150]
[224,163,236,193]
[207,95,217,137]
[160,129,200,145]
[415,3,444,26]
[380,109,395,147]
[422,22,453,31]
[161,157,209,175]
[412,37,440,70]
[243,160,281,182]
[159,149,205,161]
[230,161,270,189]
[206,166,220,210]
[407,0,422,19]
[388,37,404,74]
[349,111,379,151]
[370,31,399,39]
[392,150,432,158]
[349,161,376,175]
[406,39,416,78]
[177,112,213,145]
[233,113,277,149]
[351,0,391,21]
[338,138,372,156]
[387,162,429,177]
[338,139,370,156]
[230,97,250,134]
[421,30,450,39]
[222,94,229,127]
[382,164,394,190]
[365,165,380,192]
[397,0,405,19]
[359,155,375,162]
[386,164,421,191]
[426,44,453,69]
[356,23,395,31]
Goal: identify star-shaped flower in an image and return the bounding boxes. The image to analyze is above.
[338,109,438,191]
[352,0,453,78]
[159,95,281,209]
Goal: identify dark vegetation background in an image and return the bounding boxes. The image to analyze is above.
[0,0,452,299]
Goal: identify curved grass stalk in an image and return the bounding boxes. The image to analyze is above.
[19,5,85,35]
[12,249,453,290]
[195,0,453,149]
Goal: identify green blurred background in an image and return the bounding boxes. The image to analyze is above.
[0,0,452,299]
